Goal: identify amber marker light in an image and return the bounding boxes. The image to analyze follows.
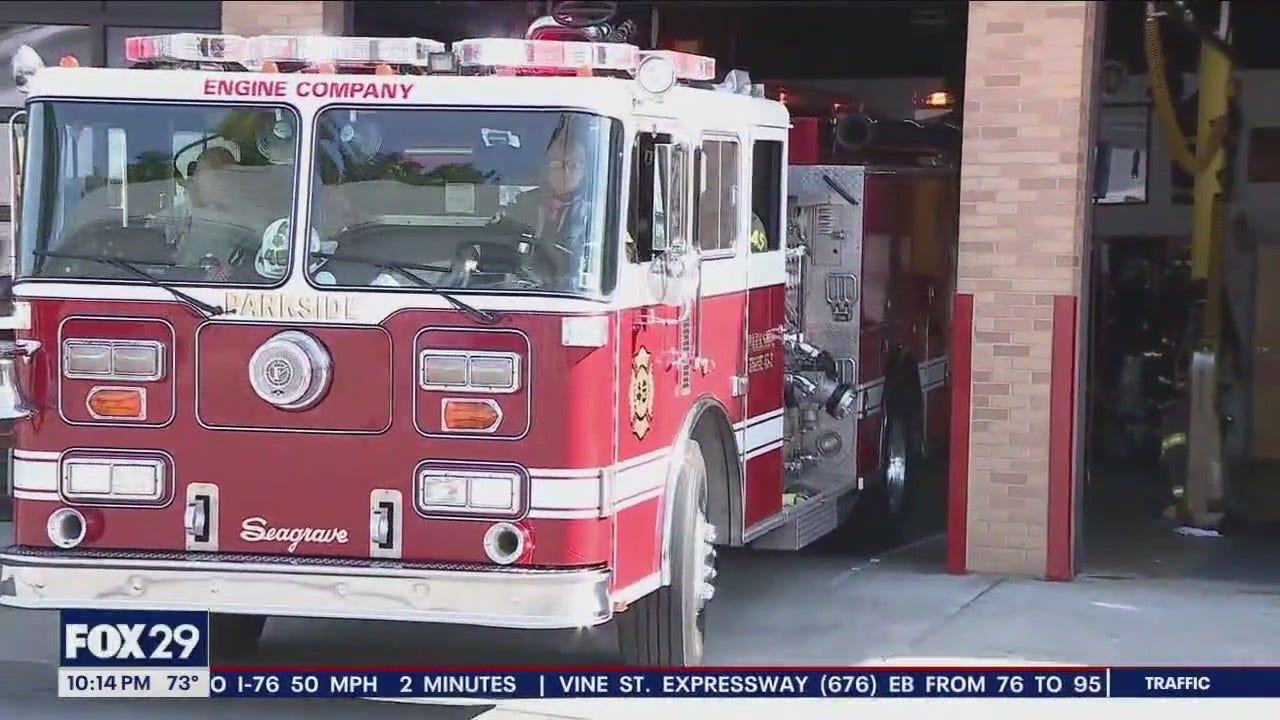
[86,387,145,420]
[442,398,501,432]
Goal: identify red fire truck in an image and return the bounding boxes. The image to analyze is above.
[0,18,957,667]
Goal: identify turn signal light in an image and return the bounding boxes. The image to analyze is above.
[442,399,501,432]
[86,387,145,420]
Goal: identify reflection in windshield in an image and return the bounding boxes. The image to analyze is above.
[16,101,298,286]
[307,108,623,297]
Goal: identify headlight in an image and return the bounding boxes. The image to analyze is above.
[420,475,467,507]
[62,456,166,503]
[468,355,516,390]
[63,340,164,381]
[419,351,520,393]
[416,467,522,516]
[421,353,468,387]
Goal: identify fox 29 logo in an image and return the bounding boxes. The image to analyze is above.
[60,610,209,668]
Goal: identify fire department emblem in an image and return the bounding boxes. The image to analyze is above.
[629,346,655,439]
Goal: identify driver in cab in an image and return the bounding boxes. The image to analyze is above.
[504,130,592,282]
[176,147,251,280]
[176,145,296,282]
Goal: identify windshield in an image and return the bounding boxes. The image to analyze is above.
[17,100,298,286]
[307,108,623,297]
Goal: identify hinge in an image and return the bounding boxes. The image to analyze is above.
[732,374,749,397]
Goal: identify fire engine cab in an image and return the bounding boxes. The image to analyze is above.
[0,16,956,667]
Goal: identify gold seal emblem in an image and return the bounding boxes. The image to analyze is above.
[629,346,655,439]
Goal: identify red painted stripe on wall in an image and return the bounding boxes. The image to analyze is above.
[1047,294,1078,581]
[946,292,974,575]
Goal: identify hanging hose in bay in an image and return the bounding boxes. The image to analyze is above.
[1143,11,1230,176]
[1201,193,1228,349]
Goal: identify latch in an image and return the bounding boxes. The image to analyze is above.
[370,489,403,559]
[184,482,219,552]
[825,273,858,322]
[732,374,749,397]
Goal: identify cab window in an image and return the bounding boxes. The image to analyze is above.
[696,138,740,253]
[16,100,298,286]
[750,139,784,252]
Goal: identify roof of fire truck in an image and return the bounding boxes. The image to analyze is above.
[17,30,789,128]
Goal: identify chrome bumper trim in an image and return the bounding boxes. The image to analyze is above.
[0,550,613,629]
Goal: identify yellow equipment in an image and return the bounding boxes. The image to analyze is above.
[1143,0,1235,526]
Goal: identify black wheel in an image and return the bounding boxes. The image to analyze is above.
[858,355,923,544]
[209,613,267,660]
[867,412,920,542]
[616,440,716,666]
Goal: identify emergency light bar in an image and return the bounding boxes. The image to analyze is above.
[125,32,448,69]
[452,38,639,75]
[640,50,716,83]
[125,33,250,65]
[248,35,447,67]
[120,31,717,83]
[452,38,715,81]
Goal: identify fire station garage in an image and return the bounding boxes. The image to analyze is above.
[2,0,1278,588]
[305,0,1280,585]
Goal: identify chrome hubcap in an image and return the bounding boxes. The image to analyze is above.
[886,452,907,514]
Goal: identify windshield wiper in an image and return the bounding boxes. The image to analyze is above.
[32,250,227,318]
[314,252,502,326]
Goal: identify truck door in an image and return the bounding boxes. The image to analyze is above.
[742,131,787,533]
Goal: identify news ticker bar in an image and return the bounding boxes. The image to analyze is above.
[55,668,1280,699]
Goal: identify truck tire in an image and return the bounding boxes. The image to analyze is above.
[209,613,267,660]
[864,356,923,543]
[616,440,716,667]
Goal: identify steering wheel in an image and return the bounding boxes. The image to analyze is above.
[167,214,264,280]
[439,240,568,290]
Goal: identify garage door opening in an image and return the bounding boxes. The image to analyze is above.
[352,0,970,565]
[1082,0,1280,585]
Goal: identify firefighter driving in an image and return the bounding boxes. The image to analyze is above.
[0,17,958,666]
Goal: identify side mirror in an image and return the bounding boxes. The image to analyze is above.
[651,143,673,252]
[650,142,689,253]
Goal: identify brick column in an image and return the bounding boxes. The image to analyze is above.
[951,1,1103,577]
[222,1,350,35]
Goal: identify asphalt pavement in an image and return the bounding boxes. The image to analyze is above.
[0,460,953,719]
[2,535,940,719]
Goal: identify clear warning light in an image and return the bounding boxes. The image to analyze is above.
[125,33,250,64]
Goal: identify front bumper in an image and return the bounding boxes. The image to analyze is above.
[0,546,613,629]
